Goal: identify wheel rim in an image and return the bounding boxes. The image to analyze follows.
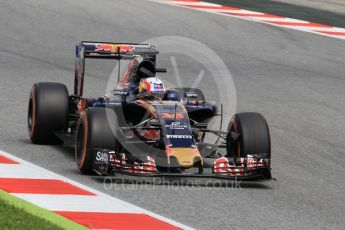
[76,123,85,164]
[76,112,89,170]
[28,98,33,130]
[28,88,36,138]
[230,117,241,157]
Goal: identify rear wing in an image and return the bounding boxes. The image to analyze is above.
[74,41,159,96]
[76,41,159,59]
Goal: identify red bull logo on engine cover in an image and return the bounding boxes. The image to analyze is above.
[95,44,134,53]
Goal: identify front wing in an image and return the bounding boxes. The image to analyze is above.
[93,149,273,184]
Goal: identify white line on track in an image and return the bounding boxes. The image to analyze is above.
[0,150,193,230]
[151,0,345,40]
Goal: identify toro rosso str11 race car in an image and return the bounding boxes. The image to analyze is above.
[28,41,272,182]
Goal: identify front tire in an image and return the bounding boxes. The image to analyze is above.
[227,112,271,159]
[75,107,118,175]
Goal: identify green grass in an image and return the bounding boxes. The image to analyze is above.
[0,190,88,230]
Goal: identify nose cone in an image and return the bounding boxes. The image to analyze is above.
[166,147,202,169]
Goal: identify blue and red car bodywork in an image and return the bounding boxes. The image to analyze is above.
[58,41,272,182]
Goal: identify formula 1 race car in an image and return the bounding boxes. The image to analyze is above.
[28,41,272,182]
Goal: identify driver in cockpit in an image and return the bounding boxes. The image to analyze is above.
[137,77,166,100]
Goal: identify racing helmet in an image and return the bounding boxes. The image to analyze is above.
[138,77,166,99]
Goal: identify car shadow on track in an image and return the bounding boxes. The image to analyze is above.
[51,144,75,158]
[17,138,75,160]
[17,139,73,158]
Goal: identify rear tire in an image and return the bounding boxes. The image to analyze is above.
[75,107,118,175]
[227,112,271,159]
[28,82,69,144]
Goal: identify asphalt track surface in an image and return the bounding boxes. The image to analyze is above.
[1,0,345,229]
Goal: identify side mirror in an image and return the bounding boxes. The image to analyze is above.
[113,90,129,96]
[194,123,207,129]
[148,121,161,128]
[155,68,167,73]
